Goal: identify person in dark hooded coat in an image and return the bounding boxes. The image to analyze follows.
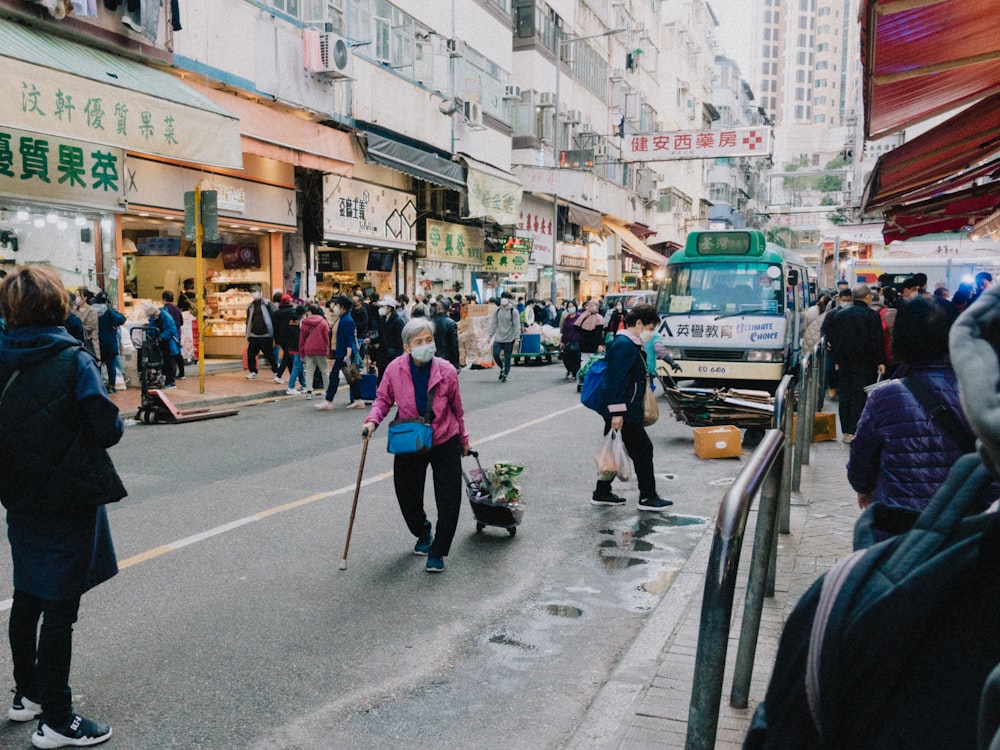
[0,265,124,748]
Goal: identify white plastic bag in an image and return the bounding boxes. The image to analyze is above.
[594,429,631,482]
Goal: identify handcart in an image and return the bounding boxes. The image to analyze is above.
[129,326,239,425]
[463,451,523,537]
[131,325,166,424]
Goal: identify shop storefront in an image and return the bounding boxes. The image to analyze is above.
[603,221,667,292]
[122,155,297,357]
[556,243,588,302]
[317,175,417,301]
[580,240,609,300]
[418,219,483,299]
[0,17,243,299]
[0,126,124,292]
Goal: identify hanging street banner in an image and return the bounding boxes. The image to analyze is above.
[623,127,772,162]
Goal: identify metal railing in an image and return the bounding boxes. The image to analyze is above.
[684,346,824,749]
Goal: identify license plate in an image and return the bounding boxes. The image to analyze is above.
[696,365,729,375]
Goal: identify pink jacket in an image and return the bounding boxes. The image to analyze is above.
[298,314,330,356]
[366,355,470,447]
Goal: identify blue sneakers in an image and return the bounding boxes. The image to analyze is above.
[426,554,445,573]
[413,530,433,555]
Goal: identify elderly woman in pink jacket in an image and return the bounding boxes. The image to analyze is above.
[361,318,470,573]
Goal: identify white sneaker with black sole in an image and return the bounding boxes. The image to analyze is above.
[9,690,41,722]
[32,714,112,748]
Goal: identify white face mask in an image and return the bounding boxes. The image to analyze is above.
[501,298,511,307]
[567,307,577,314]
[252,291,261,300]
[639,329,655,343]
[380,306,392,316]
[411,342,436,363]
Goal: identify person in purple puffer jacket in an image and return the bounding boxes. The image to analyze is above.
[847,295,981,543]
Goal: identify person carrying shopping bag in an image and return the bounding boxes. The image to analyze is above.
[591,304,672,512]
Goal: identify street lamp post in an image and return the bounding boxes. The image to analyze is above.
[551,27,625,305]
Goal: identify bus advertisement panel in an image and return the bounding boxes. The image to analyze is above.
[655,230,814,389]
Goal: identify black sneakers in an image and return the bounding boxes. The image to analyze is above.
[638,496,674,512]
[591,492,627,507]
[32,714,112,748]
[9,689,41,722]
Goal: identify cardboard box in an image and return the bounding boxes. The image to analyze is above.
[693,425,743,459]
[812,412,837,442]
[791,412,838,443]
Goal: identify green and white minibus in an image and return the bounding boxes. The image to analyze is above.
[654,230,816,391]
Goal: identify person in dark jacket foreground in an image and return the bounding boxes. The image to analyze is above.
[0,265,125,749]
[847,295,980,544]
[744,285,1000,750]
[591,304,671,511]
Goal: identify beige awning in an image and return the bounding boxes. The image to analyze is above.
[603,222,667,266]
[459,153,522,226]
[0,18,242,169]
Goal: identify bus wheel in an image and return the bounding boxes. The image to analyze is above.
[743,426,766,448]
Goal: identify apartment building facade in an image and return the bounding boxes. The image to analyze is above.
[0,0,726,321]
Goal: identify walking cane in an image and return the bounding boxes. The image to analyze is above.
[339,428,370,571]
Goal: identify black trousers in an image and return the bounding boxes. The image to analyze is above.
[9,590,80,726]
[246,337,276,374]
[594,419,657,500]
[393,435,463,557]
[562,345,582,376]
[159,342,176,385]
[838,365,876,435]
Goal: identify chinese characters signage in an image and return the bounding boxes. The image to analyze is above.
[323,176,417,250]
[425,220,484,265]
[0,126,123,210]
[518,195,555,256]
[1,57,242,169]
[623,127,773,162]
[662,316,787,347]
[482,243,531,274]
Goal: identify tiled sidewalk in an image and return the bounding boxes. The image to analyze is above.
[109,360,298,417]
[571,437,857,749]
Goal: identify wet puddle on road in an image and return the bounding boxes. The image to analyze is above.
[596,514,708,600]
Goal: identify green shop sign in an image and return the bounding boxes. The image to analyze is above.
[425,219,484,265]
[0,126,124,210]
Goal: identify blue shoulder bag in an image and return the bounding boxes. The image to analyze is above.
[386,386,436,454]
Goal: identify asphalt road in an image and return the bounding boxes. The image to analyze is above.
[0,364,748,750]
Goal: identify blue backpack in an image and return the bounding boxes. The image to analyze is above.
[580,357,607,413]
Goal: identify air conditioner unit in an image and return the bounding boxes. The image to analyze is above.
[304,30,353,77]
[503,84,522,100]
[594,142,608,158]
[645,187,659,203]
[563,109,583,124]
[610,67,624,81]
[447,38,466,57]
[463,100,483,127]
[539,92,555,107]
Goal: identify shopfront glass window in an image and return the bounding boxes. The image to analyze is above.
[0,207,104,293]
